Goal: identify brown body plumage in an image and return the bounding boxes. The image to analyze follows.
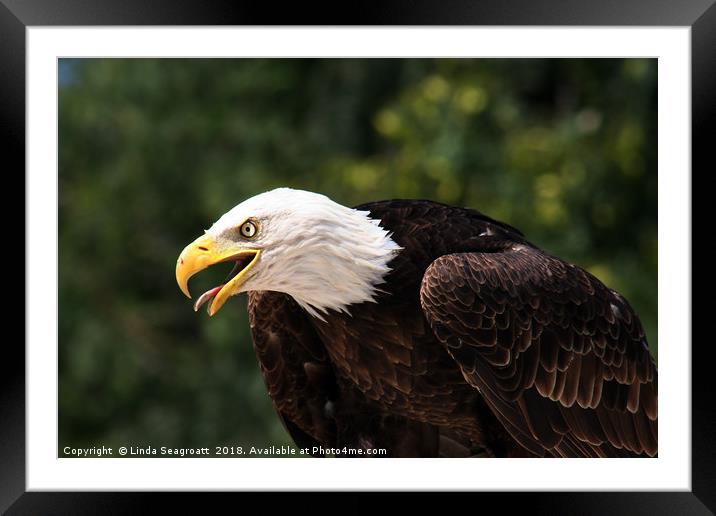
[246,200,657,458]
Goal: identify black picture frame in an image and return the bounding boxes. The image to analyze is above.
[3,1,710,513]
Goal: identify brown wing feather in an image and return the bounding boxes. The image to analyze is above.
[419,246,658,457]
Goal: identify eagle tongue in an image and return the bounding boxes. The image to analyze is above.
[193,284,225,312]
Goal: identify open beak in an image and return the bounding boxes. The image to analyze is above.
[175,233,260,316]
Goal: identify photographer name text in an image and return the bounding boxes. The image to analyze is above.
[61,445,386,457]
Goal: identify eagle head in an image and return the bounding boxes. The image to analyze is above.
[175,188,401,319]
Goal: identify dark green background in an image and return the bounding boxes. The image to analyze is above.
[59,58,657,456]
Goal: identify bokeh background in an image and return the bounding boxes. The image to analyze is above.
[59,58,657,455]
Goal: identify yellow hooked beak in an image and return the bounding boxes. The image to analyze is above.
[175,233,261,316]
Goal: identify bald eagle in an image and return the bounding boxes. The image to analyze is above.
[176,188,657,458]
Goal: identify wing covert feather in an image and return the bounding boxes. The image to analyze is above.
[419,247,657,457]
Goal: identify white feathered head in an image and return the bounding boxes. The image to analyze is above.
[176,188,402,319]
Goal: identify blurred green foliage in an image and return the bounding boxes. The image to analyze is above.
[59,58,657,455]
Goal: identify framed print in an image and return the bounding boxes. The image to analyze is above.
[3,0,711,513]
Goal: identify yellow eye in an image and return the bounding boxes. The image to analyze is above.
[240,220,258,239]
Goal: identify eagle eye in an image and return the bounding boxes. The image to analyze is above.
[240,220,258,239]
